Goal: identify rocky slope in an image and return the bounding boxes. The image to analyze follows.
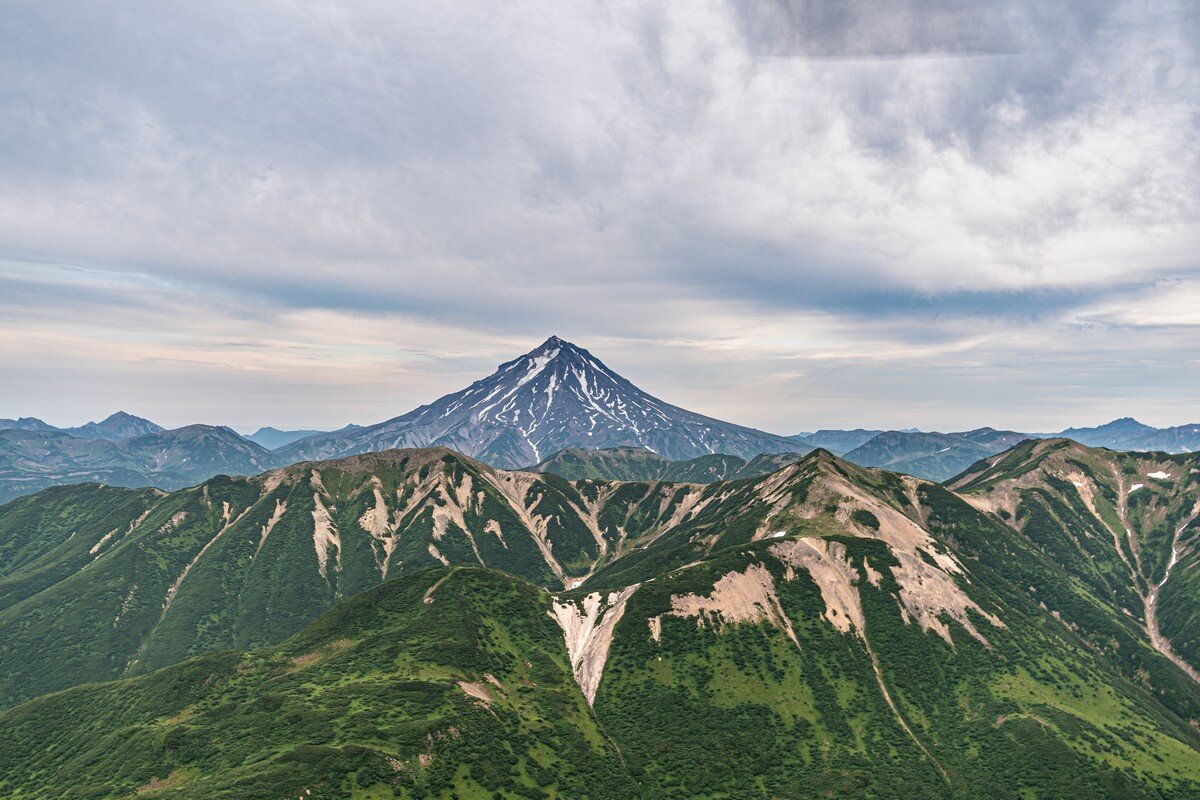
[531,445,806,483]
[950,439,1200,686]
[277,336,806,468]
[0,446,779,703]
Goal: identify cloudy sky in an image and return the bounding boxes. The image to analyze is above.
[2,0,1197,435]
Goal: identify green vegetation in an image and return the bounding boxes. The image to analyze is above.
[532,446,805,483]
[0,568,636,800]
[2,441,1200,798]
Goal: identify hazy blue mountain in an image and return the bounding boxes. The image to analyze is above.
[0,417,57,432]
[955,426,1029,450]
[244,424,361,450]
[62,411,164,440]
[794,428,883,455]
[279,336,808,468]
[0,425,283,504]
[1045,417,1200,453]
[842,430,1001,481]
[1055,417,1160,448]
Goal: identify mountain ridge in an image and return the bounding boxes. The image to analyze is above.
[5,441,1200,797]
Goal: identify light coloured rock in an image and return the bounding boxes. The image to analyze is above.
[484,471,566,582]
[668,564,800,649]
[772,538,864,636]
[457,680,492,703]
[889,550,1003,647]
[358,478,398,578]
[427,542,450,566]
[863,558,882,587]
[549,585,639,704]
[254,499,287,559]
[311,493,342,581]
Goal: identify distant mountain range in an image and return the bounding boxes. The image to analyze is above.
[0,339,1197,502]
[0,410,163,440]
[243,423,362,450]
[1049,416,1200,452]
[795,420,1200,481]
[0,425,276,504]
[793,428,882,454]
[835,428,1028,482]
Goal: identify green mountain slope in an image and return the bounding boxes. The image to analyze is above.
[0,483,162,612]
[584,540,1200,798]
[0,447,785,705]
[6,470,1200,797]
[949,438,1200,687]
[0,567,636,800]
[557,453,1200,797]
[531,446,805,483]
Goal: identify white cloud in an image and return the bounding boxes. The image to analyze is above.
[0,0,1197,431]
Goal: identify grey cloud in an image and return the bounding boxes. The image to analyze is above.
[0,0,1197,431]
[734,0,1028,58]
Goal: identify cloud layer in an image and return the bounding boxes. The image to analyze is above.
[1,0,1197,432]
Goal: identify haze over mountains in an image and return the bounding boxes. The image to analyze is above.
[0,337,1197,504]
[243,424,362,450]
[0,410,163,440]
[0,425,277,504]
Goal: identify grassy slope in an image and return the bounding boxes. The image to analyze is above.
[948,439,1200,708]
[531,446,806,483]
[4,553,1199,799]
[0,567,636,800]
[592,517,1200,798]
[3,444,1200,798]
[0,449,722,705]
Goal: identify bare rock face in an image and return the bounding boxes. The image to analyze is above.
[550,586,640,705]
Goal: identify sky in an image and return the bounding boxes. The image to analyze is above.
[1,0,1198,435]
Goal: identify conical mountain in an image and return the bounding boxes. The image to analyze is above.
[278,336,806,467]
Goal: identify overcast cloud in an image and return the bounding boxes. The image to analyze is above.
[1,0,1197,433]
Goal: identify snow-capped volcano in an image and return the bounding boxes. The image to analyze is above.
[277,336,806,468]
